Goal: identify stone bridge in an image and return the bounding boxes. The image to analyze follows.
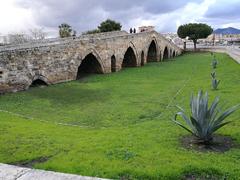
[0,30,182,93]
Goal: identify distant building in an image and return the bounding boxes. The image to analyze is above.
[161,33,184,46]
[138,26,155,33]
[200,33,240,46]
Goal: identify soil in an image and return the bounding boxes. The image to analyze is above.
[10,156,50,168]
[183,174,225,180]
[181,134,237,153]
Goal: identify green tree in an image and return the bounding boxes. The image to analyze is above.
[98,19,122,32]
[59,23,73,38]
[83,29,101,35]
[177,23,213,51]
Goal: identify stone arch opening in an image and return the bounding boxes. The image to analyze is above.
[173,51,176,57]
[147,40,157,62]
[77,53,103,79]
[141,51,145,66]
[163,47,169,60]
[30,79,48,88]
[111,55,117,72]
[122,47,137,68]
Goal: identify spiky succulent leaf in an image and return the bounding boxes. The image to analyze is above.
[212,78,220,90]
[211,72,216,79]
[212,105,239,128]
[172,117,195,136]
[211,121,232,134]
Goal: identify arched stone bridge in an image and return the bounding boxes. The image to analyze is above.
[0,30,182,93]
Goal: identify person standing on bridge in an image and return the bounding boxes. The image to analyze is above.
[130,28,133,34]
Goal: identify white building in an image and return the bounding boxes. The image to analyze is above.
[138,26,155,33]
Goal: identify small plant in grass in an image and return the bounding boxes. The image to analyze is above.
[212,78,220,90]
[211,72,220,90]
[173,90,239,144]
[211,72,216,79]
[211,57,218,69]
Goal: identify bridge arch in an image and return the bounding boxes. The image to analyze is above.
[173,51,176,58]
[163,46,169,61]
[76,52,104,79]
[147,40,158,62]
[122,43,138,68]
[111,55,117,72]
[141,51,145,66]
[29,75,49,88]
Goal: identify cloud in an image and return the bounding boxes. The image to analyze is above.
[205,0,240,19]
[0,0,239,37]
[0,0,36,34]
[202,0,240,29]
[12,0,203,35]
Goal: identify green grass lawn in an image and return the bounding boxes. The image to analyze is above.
[0,52,239,179]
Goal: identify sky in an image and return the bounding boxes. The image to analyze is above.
[0,0,239,37]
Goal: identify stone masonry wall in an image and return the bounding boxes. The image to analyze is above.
[0,31,182,93]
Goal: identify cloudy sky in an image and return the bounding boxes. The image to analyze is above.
[0,0,239,37]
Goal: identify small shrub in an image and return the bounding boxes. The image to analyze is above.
[211,72,216,79]
[211,72,220,90]
[173,90,239,144]
[212,59,218,69]
[212,78,220,90]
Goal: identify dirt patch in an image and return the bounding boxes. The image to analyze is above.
[10,156,51,168]
[181,167,228,180]
[181,134,237,153]
[183,174,225,180]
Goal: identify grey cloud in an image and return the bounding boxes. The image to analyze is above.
[205,0,240,19]
[15,0,204,33]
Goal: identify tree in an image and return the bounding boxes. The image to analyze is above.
[7,33,31,44]
[98,19,122,32]
[29,28,47,40]
[59,23,73,38]
[177,23,213,51]
[82,29,101,35]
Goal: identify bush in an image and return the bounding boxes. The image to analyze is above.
[173,90,239,144]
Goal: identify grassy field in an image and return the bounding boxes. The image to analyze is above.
[0,52,239,179]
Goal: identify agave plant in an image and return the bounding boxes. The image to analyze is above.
[173,90,239,144]
[212,78,220,90]
[212,59,218,69]
[211,72,216,79]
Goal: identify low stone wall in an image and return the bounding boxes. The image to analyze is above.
[186,46,240,64]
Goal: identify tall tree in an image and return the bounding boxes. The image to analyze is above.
[29,28,47,40]
[177,23,213,51]
[98,19,122,32]
[59,23,73,38]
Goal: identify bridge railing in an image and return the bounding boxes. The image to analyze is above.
[0,30,181,52]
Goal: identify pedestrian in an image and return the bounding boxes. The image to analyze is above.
[133,28,136,33]
[130,28,133,34]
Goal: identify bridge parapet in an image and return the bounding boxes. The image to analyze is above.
[0,31,180,53]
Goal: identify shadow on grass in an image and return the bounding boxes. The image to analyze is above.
[27,81,111,106]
